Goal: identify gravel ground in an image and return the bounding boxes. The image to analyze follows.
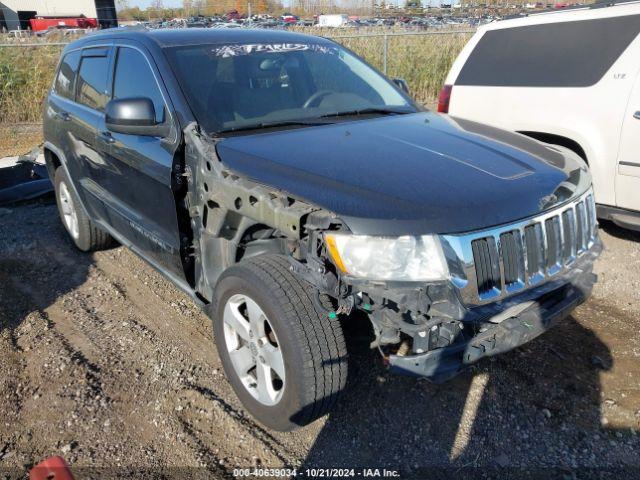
[0,125,42,158]
[0,197,639,479]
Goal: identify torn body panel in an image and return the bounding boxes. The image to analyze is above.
[182,123,335,302]
[0,151,52,205]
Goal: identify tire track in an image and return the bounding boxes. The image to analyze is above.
[184,382,293,466]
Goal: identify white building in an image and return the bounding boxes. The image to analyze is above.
[0,0,117,31]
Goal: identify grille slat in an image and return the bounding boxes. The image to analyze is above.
[545,216,561,270]
[467,192,597,302]
[500,231,522,286]
[576,201,586,252]
[524,224,543,278]
[586,194,596,239]
[471,237,500,295]
[562,209,576,263]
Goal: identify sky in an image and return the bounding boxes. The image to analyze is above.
[129,0,185,8]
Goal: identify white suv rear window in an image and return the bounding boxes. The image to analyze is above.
[456,15,640,88]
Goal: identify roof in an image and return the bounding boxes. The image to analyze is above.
[79,27,331,48]
[502,0,640,21]
[486,0,640,30]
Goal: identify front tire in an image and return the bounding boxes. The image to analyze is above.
[54,167,113,252]
[211,255,347,431]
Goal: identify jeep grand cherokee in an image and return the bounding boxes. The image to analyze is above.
[43,28,601,431]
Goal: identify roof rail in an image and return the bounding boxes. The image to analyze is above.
[501,0,640,21]
[85,24,149,36]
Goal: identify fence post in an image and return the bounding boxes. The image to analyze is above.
[383,33,388,75]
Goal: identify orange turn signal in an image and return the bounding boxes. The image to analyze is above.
[325,234,348,274]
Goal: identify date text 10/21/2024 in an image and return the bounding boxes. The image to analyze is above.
[232,468,401,477]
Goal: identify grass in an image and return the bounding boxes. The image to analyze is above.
[0,45,61,124]
[0,28,471,138]
[331,31,471,105]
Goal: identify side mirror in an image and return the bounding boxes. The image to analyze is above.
[105,97,169,137]
[392,78,410,94]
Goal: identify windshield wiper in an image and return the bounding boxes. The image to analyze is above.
[319,107,412,119]
[216,119,332,135]
[213,109,412,135]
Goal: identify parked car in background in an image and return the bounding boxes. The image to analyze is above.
[7,30,31,39]
[440,1,640,231]
[317,14,349,27]
[29,16,98,32]
[43,28,600,431]
[35,26,89,37]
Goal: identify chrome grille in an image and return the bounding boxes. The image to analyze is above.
[442,190,598,305]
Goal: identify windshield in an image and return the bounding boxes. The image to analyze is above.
[164,41,416,134]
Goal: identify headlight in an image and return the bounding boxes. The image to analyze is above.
[324,233,449,281]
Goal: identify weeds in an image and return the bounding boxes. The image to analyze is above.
[0,45,60,123]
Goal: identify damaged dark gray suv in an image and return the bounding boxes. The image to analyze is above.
[43,28,601,431]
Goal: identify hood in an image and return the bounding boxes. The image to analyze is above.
[215,112,590,235]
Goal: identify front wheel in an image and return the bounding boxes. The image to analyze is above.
[211,255,348,431]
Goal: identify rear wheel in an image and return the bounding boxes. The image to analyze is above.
[211,255,348,431]
[54,168,113,252]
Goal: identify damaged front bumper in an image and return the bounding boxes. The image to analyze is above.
[387,264,597,383]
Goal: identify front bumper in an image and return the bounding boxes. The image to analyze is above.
[387,256,598,383]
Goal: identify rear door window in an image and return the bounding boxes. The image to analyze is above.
[76,48,110,111]
[456,15,640,87]
[112,47,165,123]
[54,50,81,100]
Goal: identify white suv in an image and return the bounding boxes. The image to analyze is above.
[440,1,640,231]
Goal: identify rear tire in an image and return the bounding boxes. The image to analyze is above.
[54,167,113,252]
[211,255,348,431]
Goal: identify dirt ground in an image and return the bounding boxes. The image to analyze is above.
[0,196,639,479]
[0,125,43,158]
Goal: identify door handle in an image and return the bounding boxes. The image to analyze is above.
[634,111,640,120]
[98,131,115,144]
[56,111,71,121]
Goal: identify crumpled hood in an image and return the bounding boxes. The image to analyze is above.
[215,112,590,235]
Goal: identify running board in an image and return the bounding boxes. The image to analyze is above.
[597,204,640,232]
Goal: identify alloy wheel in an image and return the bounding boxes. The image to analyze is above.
[58,180,79,240]
[222,293,285,406]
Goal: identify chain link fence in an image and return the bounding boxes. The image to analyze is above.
[330,30,473,105]
[0,29,473,124]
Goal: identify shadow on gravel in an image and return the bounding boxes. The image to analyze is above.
[301,310,631,476]
[0,197,97,350]
[599,220,640,242]
[0,199,110,472]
